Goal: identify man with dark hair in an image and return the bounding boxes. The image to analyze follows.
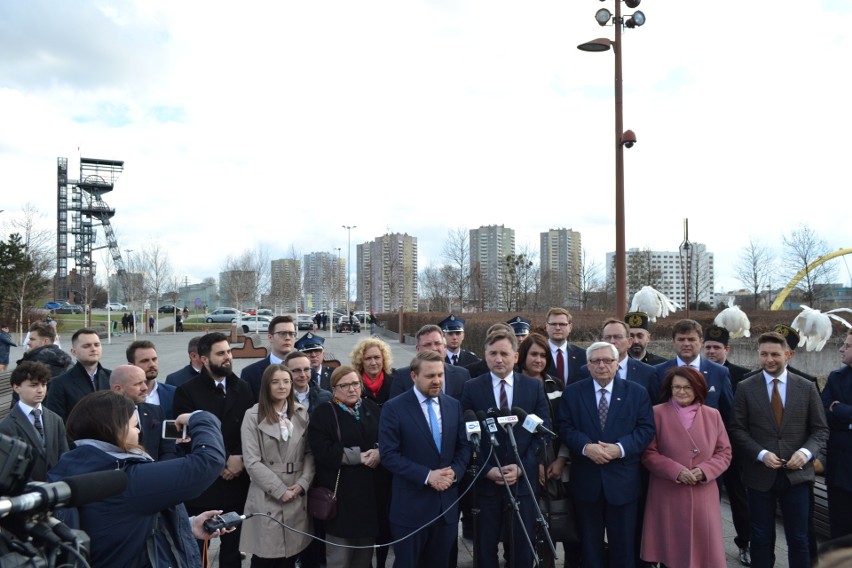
[390,324,470,399]
[295,332,334,390]
[44,328,110,421]
[545,307,586,386]
[173,332,254,568]
[165,336,203,387]
[744,325,818,383]
[439,315,479,367]
[730,331,828,568]
[127,340,176,419]
[16,321,72,378]
[110,365,177,461]
[0,361,69,480]
[624,312,666,365]
[284,350,332,417]
[241,315,296,401]
[581,318,658,402]
[461,329,551,568]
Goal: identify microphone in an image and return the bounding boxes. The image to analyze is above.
[464,410,482,451]
[0,470,129,517]
[496,408,519,429]
[203,511,251,533]
[512,407,557,438]
[476,410,499,447]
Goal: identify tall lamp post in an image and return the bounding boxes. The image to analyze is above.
[342,225,356,315]
[578,0,645,318]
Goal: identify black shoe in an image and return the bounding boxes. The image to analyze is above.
[738,547,751,566]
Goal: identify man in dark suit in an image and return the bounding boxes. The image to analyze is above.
[461,328,551,568]
[126,340,175,419]
[44,328,111,421]
[439,314,480,367]
[821,329,852,539]
[703,324,753,565]
[579,318,658,402]
[295,332,334,390]
[165,336,203,387]
[0,361,69,481]
[625,312,667,366]
[557,341,655,568]
[730,332,828,568]
[173,332,255,568]
[390,325,471,399]
[109,365,177,461]
[380,350,472,567]
[545,307,586,386]
[655,319,734,424]
[241,315,296,401]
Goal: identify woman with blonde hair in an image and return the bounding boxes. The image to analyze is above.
[349,337,393,406]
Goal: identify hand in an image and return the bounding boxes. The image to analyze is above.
[677,468,698,485]
[500,464,520,486]
[174,412,193,443]
[539,464,546,486]
[281,484,303,503]
[221,455,244,480]
[785,450,807,470]
[547,457,567,481]
[599,442,622,460]
[761,451,785,469]
[191,510,223,539]
[361,448,380,468]
[584,443,613,465]
[689,467,705,482]
[427,468,455,491]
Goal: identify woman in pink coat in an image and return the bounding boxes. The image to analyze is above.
[641,366,732,568]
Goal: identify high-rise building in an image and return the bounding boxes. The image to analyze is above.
[270,258,302,312]
[469,224,515,311]
[357,233,418,312]
[303,252,345,313]
[606,244,715,308]
[540,228,582,307]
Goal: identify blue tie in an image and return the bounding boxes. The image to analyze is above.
[427,398,441,453]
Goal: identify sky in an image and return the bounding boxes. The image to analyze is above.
[2,0,851,295]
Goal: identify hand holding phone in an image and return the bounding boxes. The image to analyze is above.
[162,419,187,440]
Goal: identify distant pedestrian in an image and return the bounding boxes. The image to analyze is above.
[0,323,16,371]
[148,314,155,334]
[122,313,129,333]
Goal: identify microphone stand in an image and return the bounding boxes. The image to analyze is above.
[467,446,480,568]
[503,423,556,566]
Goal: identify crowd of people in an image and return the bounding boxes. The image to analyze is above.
[1,307,851,568]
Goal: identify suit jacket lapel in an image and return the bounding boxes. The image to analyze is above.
[780,376,803,430]
[407,389,438,453]
[606,379,627,427]
[12,406,45,456]
[751,374,778,429]
[583,382,602,435]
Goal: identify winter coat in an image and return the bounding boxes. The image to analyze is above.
[17,343,72,377]
[240,403,315,558]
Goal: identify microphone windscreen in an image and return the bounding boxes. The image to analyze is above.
[464,409,478,422]
[486,408,500,419]
[65,470,129,507]
[476,410,488,422]
[511,407,528,421]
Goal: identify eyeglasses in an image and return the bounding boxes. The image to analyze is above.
[588,358,617,366]
[547,322,569,328]
[672,385,694,392]
[335,382,361,390]
[272,331,297,338]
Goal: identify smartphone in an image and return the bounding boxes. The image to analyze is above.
[162,420,187,440]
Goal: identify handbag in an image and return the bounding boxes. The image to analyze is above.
[538,478,579,543]
[308,403,343,521]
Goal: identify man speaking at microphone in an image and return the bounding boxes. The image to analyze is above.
[461,328,551,568]
[379,350,472,567]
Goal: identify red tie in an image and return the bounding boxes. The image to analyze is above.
[556,349,565,383]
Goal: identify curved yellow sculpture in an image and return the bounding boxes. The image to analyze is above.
[771,248,852,310]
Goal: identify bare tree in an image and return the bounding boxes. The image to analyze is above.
[735,238,774,309]
[221,248,265,311]
[142,242,173,317]
[688,244,714,309]
[626,248,663,298]
[573,248,603,310]
[442,227,470,313]
[783,225,837,306]
[122,251,147,319]
[502,253,536,311]
[419,265,451,313]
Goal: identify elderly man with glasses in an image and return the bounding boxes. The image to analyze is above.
[242,315,298,401]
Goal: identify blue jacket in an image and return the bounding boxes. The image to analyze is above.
[655,357,734,424]
[48,412,226,567]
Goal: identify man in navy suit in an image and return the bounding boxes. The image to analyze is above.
[241,315,297,401]
[127,340,176,419]
[545,307,586,386]
[109,365,177,461]
[295,332,334,391]
[821,329,852,539]
[655,319,734,423]
[557,342,655,568]
[165,336,203,388]
[461,328,551,568]
[380,350,472,567]
[390,325,470,400]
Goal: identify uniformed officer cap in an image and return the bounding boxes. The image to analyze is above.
[704,325,730,346]
[507,316,531,337]
[438,314,465,332]
[295,332,325,352]
[772,324,800,351]
[624,312,650,330]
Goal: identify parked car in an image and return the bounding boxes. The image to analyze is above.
[158,304,179,314]
[44,301,63,310]
[297,314,314,330]
[205,307,245,323]
[240,315,272,334]
[54,302,84,314]
[336,315,361,333]
[256,309,274,317]
[105,302,128,311]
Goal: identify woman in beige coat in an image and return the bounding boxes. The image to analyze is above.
[240,364,315,567]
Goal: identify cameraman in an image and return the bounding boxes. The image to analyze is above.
[48,391,226,566]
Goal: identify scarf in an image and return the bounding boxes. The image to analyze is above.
[277,402,295,442]
[671,398,700,431]
[335,398,362,421]
[362,370,384,399]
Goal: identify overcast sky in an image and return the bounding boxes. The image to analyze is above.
[2,0,851,295]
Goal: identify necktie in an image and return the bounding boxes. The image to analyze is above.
[771,379,783,428]
[452,354,458,366]
[499,379,509,410]
[556,349,565,383]
[216,383,226,398]
[427,398,441,452]
[31,408,44,440]
[598,388,609,430]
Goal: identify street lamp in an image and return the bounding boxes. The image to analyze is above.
[578,0,646,318]
[342,226,356,315]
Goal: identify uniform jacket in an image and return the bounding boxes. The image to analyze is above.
[724,360,752,394]
[730,371,828,491]
[44,362,111,421]
[379,389,472,527]
[0,403,68,481]
[556,377,655,505]
[313,365,334,391]
[447,349,479,368]
[165,364,201,388]
[821,365,852,492]
[240,403,315,558]
[655,358,734,424]
[389,363,470,400]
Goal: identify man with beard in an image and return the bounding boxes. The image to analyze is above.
[44,328,110,421]
[173,332,254,568]
[110,365,177,461]
[127,340,176,419]
[624,312,667,366]
[241,315,297,401]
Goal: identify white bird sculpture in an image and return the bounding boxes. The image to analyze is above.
[630,286,679,323]
[790,305,852,352]
[715,299,751,339]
